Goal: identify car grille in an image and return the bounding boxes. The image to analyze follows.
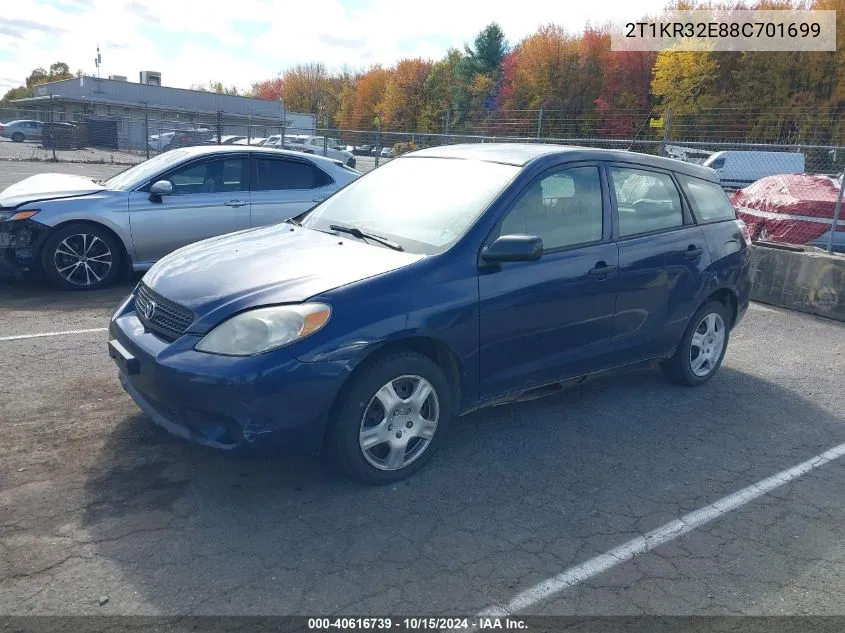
[135,283,194,340]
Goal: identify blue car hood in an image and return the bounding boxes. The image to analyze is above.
[141,223,422,331]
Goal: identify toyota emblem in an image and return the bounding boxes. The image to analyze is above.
[140,299,156,321]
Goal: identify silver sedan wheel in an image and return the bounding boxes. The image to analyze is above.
[53,233,113,287]
[359,375,440,471]
[689,312,726,377]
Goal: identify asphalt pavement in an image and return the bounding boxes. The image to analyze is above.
[0,285,843,616]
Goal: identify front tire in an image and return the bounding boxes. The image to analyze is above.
[11,132,24,143]
[327,351,453,484]
[40,223,123,290]
[661,300,731,386]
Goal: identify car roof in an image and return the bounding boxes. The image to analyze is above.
[407,143,719,181]
[167,144,345,167]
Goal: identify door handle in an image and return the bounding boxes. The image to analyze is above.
[685,245,704,259]
[224,200,248,208]
[589,262,617,277]
[312,196,327,203]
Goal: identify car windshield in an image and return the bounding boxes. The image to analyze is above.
[103,150,190,191]
[301,157,520,255]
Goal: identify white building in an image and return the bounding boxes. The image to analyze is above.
[13,75,316,150]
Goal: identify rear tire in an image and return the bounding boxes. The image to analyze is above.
[11,132,24,143]
[661,300,731,386]
[40,223,123,290]
[327,351,453,484]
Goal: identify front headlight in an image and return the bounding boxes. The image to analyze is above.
[195,303,331,356]
[0,210,39,223]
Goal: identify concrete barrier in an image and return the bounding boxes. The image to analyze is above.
[750,243,845,321]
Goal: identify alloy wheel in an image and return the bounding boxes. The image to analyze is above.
[53,233,113,287]
[689,312,726,377]
[358,375,440,471]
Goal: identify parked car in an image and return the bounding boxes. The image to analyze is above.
[0,120,43,143]
[165,129,214,149]
[148,132,176,151]
[287,135,356,167]
[732,173,845,252]
[263,135,315,154]
[0,146,360,289]
[202,135,246,146]
[354,144,372,156]
[703,150,805,189]
[106,144,752,484]
[233,137,267,146]
[380,147,393,158]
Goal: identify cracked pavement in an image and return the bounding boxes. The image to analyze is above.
[1,280,844,616]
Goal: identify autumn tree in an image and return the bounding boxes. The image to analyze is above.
[191,80,239,95]
[2,61,77,103]
[497,25,585,134]
[378,59,432,130]
[651,50,720,116]
[595,51,656,137]
[342,66,390,130]
[419,49,463,132]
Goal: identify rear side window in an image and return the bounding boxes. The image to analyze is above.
[676,174,736,223]
[609,167,684,237]
[709,157,726,169]
[252,157,333,191]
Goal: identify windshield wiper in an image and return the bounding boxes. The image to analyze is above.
[329,224,403,251]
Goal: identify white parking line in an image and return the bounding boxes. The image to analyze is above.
[0,327,109,342]
[478,441,845,618]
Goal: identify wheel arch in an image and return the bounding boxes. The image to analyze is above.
[704,287,738,328]
[39,219,132,277]
[320,335,465,449]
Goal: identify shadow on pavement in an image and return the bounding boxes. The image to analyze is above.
[76,366,845,615]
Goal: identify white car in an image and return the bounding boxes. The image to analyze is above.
[287,135,356,168]
[148,132,175,151]
[703,150,806,189]
[234,137,267,146]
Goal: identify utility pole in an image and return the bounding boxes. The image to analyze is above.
[94,45,102,93]
[827,171,844,253]
[374,114,381,167]
[144,102,149,159]
[537,107,543,140]
[660,107,672,157]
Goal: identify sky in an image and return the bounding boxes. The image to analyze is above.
[0,0,671,94]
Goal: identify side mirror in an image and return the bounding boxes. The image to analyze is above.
[480,234,543,264]
[149,180,173,196]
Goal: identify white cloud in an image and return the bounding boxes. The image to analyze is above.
[0,0,670,94]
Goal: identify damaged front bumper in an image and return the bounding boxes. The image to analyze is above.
[0,219,49,278]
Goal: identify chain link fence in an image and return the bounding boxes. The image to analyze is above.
[1,104,842,252]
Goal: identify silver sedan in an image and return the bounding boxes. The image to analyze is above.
[0,120,43,143]
[0,146,360,289]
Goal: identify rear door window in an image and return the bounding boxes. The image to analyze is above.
[251,157,333,191]
[609,167,684,237]
[676,174,736,223]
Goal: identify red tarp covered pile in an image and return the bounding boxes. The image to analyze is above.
[731,174,844,248]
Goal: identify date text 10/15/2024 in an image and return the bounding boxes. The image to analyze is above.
[307,617,529,630]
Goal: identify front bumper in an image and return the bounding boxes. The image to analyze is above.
[0,219,49,277]
[108,306,352,452]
